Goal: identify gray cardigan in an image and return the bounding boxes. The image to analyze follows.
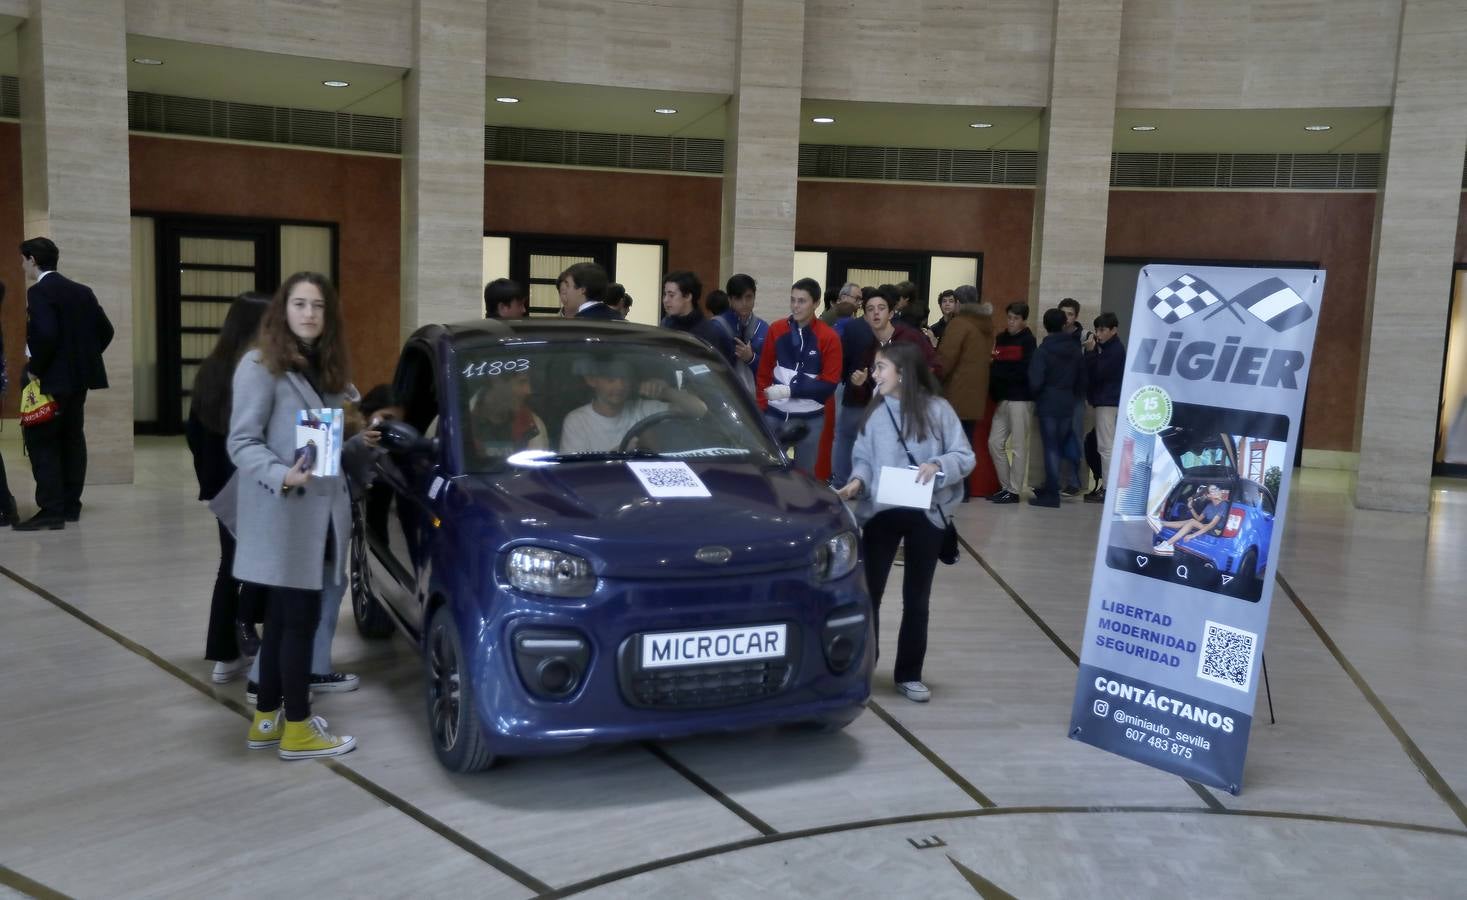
[227,349,351,591]
[849,395,975,529]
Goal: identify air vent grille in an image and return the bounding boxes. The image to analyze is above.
[1,75,19,119]
[127,90,402,154]
[482,125,724,174]
[800,144,1038,186]
[1111,151,1382,190]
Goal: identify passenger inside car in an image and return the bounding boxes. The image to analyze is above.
[466,372,549,462]
[1151,483,1229,555]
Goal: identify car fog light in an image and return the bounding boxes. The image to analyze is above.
[514,629,590,701]
[507,546,595,598]
[537,658,578,695]
[822,609,867,674]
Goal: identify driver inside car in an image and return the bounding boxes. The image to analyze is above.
[559,357,706,453]
[467,371,550,461]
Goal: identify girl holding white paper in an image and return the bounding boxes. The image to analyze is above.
[228,272,359,759]
[836,342,974,703]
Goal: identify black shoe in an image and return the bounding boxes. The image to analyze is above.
[1060,485,1081,497]
[64,511,81,523]
[1084,489,1106,504]
[0,499,17,527]
[991,491,1020,505]
[1029,494,1062,508]
[309,672,360,693]
[236,619,261,658]
[985,490,1009,501]
[14,512,65,531]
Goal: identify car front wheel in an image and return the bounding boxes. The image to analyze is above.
[424,604,496,773]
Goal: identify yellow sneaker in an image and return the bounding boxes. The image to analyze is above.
[246,709,282,749]
[279,715,357,760]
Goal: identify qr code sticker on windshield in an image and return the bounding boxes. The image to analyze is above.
[626,460,712,499]
[1197,620,1256,692]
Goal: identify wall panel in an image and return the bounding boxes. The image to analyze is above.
[124,0,414,68]
[0,122,24,417]
[129,136,402,390]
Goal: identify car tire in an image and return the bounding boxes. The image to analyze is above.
[350,509,396,640]
[424,604,496,773]
[1239,548,1260,592]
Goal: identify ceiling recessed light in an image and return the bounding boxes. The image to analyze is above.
[323,80,350,88]
[1131,124,1157,132]
[1303,124,1332,132]
[495,96,520,104]
[653,107,678,115]
[811,116,836,125]
[132,57,163,66]
[969,122,993,129]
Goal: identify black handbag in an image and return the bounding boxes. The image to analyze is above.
[884,404,960,565]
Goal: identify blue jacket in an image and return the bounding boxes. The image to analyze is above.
[756,316,842,419]
[1085,337,1125,407]
[719,308,768,378]
[1028,332,1086,418]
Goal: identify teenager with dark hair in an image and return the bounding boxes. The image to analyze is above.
[930,290,958,344]
[229,272,359,759]
[757,278,841,472]
[187,292,271,683]
[661,270,736,368]
[837,341,974,703]
[16,236,114,530]
[483,278,527,319]
[1028,308,1085,508]
[720,274,767,394]
[604,283,632,318]
[1084,311,1125,503]
[987,302,1036,504]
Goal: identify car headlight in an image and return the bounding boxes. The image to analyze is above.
[506,546,596,598]
[813,531,860,581]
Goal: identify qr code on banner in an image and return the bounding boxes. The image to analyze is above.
[626,460,712,498]
[1197,620,1257,693]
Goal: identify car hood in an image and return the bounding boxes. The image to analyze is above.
[449,459,853,578]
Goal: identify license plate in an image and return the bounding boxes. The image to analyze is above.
[640,624,787,669]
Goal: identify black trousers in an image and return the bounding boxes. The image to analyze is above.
[959,419,977,499]
[256,585,323,721]
[205,522,266,661]
[0,445,14,510]
[22,389,88,517]
[862,508,944,683]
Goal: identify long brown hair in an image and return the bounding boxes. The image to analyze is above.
[190,291,269,433]
[256,271,350,393]
[859,341,943,443]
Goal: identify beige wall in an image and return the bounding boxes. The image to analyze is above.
[484,0,736,93]
[123,0,414,68]
[801,0,1053,106]
[1117,0,1402,108]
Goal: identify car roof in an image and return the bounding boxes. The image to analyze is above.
[411,318,714,354]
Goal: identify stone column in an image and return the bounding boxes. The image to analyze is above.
[18,0,133,484]
[720,0,805,323]
[400,0,487,334]
[1027,0,1123,311]
[1355,0,1467,513]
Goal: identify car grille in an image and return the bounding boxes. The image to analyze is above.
[625,660,793,710]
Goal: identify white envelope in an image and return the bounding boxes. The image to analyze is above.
[875,465,934,510]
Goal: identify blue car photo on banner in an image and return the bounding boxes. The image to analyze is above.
[1069,264,1323,794]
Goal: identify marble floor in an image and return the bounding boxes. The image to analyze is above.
[1,436,1465,898]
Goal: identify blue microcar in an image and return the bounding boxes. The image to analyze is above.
[350,319,872,772]
[1153,429,1276,590]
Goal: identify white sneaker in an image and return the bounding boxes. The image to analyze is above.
[211,657,252,684]
[897,681,931,703]
[1146,515,1162,534]
[1152,542,1174,555]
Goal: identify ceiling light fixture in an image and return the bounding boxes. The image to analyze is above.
[132,57,164,66]
[495,96,520,104]
[811,116,835,125]
[1303,124,1332,132]
[323,80,350,88]
[1131,124,1157,132]
[969,122,993,129]
[653,107,678,115]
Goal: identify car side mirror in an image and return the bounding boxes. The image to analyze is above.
[776,421,810,447]
[379,420,431,455]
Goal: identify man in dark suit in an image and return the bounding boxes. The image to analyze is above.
[557,262,621,320]
[17,237,113,530]
[0,279,17,526]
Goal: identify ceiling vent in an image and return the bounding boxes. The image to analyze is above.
[483,125,724,174]
[1,75,19,119]
[126,90,402,154]
[800,144,1038,186]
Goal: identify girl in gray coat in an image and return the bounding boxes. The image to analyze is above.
[836,341,975,704]
[228,272,357,759]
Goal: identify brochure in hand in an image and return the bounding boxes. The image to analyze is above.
[295,408,344,477]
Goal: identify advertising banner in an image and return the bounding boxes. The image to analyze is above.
[1068,265,1323,793]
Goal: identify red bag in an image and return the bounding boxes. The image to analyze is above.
[19,380,58,427]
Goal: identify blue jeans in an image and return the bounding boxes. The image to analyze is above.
[831,401,865,486]
[1037,415,1077,497]
[248,563,345,681]
[766,411,826,474]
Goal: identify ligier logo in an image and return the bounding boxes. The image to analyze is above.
[1147,274,1313,333]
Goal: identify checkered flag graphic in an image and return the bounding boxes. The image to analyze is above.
[1146,274,1224,324]
[1228,277,1314,332]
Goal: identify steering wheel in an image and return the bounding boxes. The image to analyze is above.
[617,411,687,453]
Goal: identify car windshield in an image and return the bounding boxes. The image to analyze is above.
[1177,444,1229,471]
[453,338,784,472]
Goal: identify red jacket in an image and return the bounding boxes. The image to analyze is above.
[756,316,842,418]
